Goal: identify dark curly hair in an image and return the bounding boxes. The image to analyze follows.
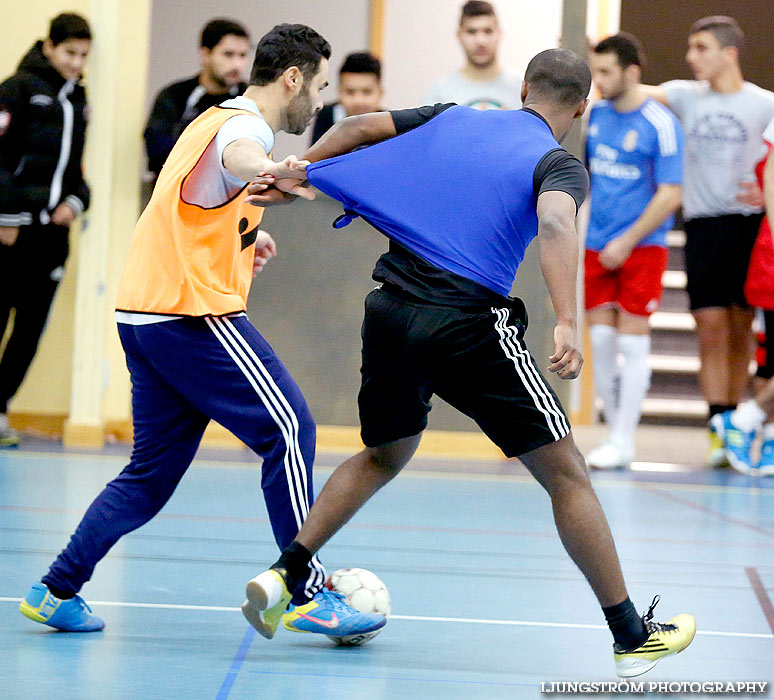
[249,24,331,86]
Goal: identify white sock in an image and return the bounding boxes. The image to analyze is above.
[590,324,619,428]
[610,334,651,451]
[732,400,767,433]
[761,423,774,442]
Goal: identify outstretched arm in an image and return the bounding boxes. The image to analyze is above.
[639,84,669,105]
[303,112,398,162]
[537,190,583,380]
[223,139,313,200]
[245,112,397,206]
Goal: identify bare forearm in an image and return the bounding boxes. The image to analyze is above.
[304,113,397,162]
[539,227,579,326]
[223,140,274,182]
[639,84,669,106]
[621,185,681,246]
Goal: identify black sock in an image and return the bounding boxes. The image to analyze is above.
[41,579,75,600]
[709,404,736,421]
[271,541,313,594]
[603,597,648,650]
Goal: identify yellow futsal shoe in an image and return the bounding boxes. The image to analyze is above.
[241,568,292,639]
[614,596,696,678]
[707,427,729,468]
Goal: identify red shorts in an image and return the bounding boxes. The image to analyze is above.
[584,245,668,317]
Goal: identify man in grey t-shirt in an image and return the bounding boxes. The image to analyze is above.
[645,16,774,468]
[424,1,521,110]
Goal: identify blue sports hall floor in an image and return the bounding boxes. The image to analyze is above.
[1,433,772,700]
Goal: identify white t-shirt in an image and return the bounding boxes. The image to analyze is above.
[424,69,522,111]
[662,80,774,219]
[181,96,275,208]
[765,115,774,145]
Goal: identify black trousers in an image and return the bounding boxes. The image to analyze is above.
[0,223,69,413]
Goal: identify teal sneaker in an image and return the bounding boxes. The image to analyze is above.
[282,588,386,637]
[757,439,774,477]
[711,412,755,474]
[20,583,104,632]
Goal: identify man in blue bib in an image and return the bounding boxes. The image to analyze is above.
[248,49,695,677]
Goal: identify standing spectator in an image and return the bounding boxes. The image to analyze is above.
[0,13,92,448]
[144,18,250,180]
[712,116,774,474]
[310,52,383,146]
[424,1,521,110]
[585,34,683,470]
[643,16,774,467]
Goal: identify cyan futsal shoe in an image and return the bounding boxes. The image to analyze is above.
[20,582,105,632]
[282,588,386,637]
[711,412,755,474]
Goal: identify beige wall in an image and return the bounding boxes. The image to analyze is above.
[147,0,372,159]
[381,0,563,109]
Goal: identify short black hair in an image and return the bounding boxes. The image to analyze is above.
[460,1,496,24]
[49,13,91,46]
[594,32,645,70]
[339,52,382,80]
[249,24,331,87]
[200,18,249,50]
[523,48,591,106]
[690,15,744,51]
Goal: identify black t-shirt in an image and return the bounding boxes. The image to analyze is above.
[369,104,588,306]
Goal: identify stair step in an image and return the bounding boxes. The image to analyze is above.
[650,311,695,331]
[648,355,699,372]
[662,269,687,289]
[641,397,706,417]
[666,230,686,247]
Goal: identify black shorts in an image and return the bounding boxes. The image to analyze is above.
[683,213,763,311]
[756,310,774,380]
[358,286,570,457]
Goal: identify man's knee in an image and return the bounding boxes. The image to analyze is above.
[521,435,592,492]
[365,434,421,478]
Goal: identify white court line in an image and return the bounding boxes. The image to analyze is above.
[1,597,770,640]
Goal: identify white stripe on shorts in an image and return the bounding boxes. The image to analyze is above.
[491,308,569,441]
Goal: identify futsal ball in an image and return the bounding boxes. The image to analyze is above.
[325,567,391,646]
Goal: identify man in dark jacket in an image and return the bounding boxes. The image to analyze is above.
[0,12,92,447]
[144,18,250,180]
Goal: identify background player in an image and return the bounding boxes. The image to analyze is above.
[712,114,774,475]
[642,16,774,467]
[144,18,251,182]
[309,51,384,146]
[424,0,521,110]
[0,13,92,448]
[249,48,695,678]
[584,33,683,470]
[18,23,384,643]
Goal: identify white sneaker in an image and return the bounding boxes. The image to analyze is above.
[0,413,20,448]
[586,442,632,470]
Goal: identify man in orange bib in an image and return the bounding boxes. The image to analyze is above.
[19,23,385,642]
